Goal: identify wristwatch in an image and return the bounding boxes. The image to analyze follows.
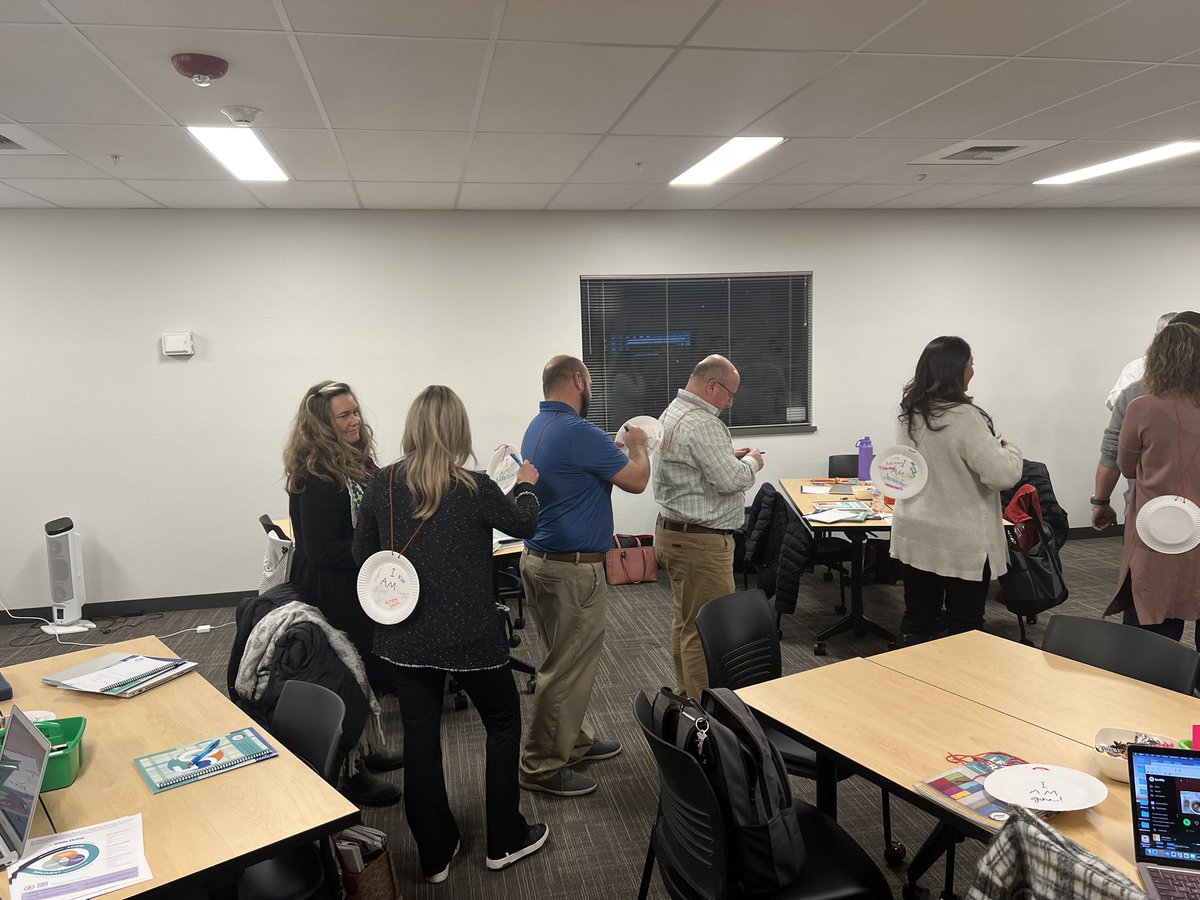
[1089,496,1111,507]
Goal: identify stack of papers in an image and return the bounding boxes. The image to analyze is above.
[10,814,151,900]
[44,653,196,698]
[808,509,871,524]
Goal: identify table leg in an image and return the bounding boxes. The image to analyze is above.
[815,753,838,818]
[814,532,896,653]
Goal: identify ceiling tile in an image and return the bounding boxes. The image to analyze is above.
[299,35,486,131]
[124,179,262,207]
[1022,183,1168,206]
[1,1,57,24]
[464,133,600,182]
[615,49,840,136]
[0,25,166,124]
[1027,0,1200,62]
[30,125,228,178]
[1097,185,1200,205]
[546,183,657,210]
[4,178,160,206]
[865,0,1125,56]
[82,26,323,129]
[752,54,995,138]
[246,181,360,208]
[458,182,558,209]
[633,184,747,209]
[1157,194,1200,206]
[49,0,282,28]
[692,0,919,51]
[796,183,924,207]
[337,131,469,181]
[477,42,671,133]
[0,183,54,206]
[715,183,840,208]
[984,64,1200,140]
[501,0,710,44]
[1091,101,1200,141]
[0,154,104,178]
[259,129,347,181]
[937,139,1152,184]
[283,0,495,38]
[767,138,954,183]
[947,184,1084,207]
[570,135,724,184]
[357,181,457,208]
[872,183,1042,207]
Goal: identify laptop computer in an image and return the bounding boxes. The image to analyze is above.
[0,707,53,869]
[1129,744,1200,899]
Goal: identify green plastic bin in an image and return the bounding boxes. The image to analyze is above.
[0,716,86,791]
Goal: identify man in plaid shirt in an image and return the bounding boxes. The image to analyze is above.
[654,355,763,698]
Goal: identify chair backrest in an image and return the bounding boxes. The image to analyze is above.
[828,454,858,478]
[634,691,729,900]
[1042,615,1200,695]
[271,680,345,783]
[696,590,782,690]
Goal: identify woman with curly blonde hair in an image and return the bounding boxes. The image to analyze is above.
[1106,322,1200,642]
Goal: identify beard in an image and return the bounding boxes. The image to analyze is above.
[580,390,591,419]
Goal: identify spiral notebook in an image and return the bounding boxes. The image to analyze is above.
[50,653,196,697]
[134,727,278,794]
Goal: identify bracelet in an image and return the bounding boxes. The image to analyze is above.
[1089,497,1111,507]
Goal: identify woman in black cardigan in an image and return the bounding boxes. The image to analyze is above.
[354,384,548,883]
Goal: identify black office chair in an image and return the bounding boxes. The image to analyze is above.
[633,691,893,900]
[238,680,347,900]
[828,454,859,478]
[1042,614,1200,694]
[696,590,905,868]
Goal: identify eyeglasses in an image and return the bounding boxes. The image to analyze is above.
[712,380,737,402]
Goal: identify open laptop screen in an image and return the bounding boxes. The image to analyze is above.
[1130,745,1200,869]
[0,707,52,864]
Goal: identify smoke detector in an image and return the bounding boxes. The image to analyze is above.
[171,53,229,88]
[220,106,262,127]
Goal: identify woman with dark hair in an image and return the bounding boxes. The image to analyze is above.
[1106,322,1200,641]
[283,379,403,805]
[354,385,549,883]
[890,337,1023,641]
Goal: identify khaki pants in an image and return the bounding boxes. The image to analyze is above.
[519,552,606,780]
[655,525,735,699]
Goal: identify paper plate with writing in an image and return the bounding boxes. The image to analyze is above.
[1136,495,1200,555]
[357,551,420,625]
[871,446,928,499]
[487,444,522,495]
[619,416,664,455]
[983,764,1108,812]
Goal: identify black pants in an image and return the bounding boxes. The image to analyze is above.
[900,561,991,639]
[1121,606,1199,645]
[390,664,528,875]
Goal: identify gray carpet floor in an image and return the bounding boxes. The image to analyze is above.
[1,536,1131,899]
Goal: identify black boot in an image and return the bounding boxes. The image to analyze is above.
[341,759,401,807]
[363,748,405,772]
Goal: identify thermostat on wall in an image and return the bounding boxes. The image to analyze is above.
[161,332,195,357]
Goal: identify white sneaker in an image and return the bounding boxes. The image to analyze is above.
[426,841,460,884]
[486,824,549,871]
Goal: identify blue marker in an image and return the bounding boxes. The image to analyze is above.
[189,738,220,768]
[510,452,522,466]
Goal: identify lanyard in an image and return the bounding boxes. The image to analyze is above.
[387,464,426,555]
[522,412,570,465]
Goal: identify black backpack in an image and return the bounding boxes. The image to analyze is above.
[650,686,805,895]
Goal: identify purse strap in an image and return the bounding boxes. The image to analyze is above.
[388,464,427,556]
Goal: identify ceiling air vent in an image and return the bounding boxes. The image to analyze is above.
[0,133,25,151]
[0,125,68,155]
[909,140,1064,166]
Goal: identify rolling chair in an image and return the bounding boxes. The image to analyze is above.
[1042,614,1200,694]
[634,690,893,900]
[696,590,906,869]
[237,680,347,900]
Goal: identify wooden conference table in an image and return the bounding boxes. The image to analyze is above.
[739,631,1200,887]
[0,636,359,899]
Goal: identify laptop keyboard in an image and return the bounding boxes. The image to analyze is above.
[1149,867,1200,900]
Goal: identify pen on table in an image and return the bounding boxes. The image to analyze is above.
[189,738,220,768]
[50,743,68,753]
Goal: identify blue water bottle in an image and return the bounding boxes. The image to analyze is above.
[856,436,873,482]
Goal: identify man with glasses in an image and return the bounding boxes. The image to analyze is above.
[654,355,763,699]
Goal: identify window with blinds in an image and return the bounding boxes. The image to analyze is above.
[579,273,813,433]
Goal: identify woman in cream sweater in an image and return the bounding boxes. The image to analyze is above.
[890,336,1023,641]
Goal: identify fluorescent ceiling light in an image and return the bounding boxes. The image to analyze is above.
[187,127,288,181]
[1034,142,1200,185]
[671,137,786,186]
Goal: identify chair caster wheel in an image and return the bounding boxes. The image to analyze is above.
[453,693,468,711]
[884,840,906,866]
[887,641,898,650]
[1025,614,1037,625]
[823,571,833,582]
[813,642,827,656]
[834,604,846,615]
[514,617,525,629]
[525,679,537,695]
[901,883,930,900]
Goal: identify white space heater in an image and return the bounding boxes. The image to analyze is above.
[42,517,96,636]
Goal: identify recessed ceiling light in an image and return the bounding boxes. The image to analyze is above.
[187,126,288,181]
[670,137,786,186]
[1034,142,1200,185]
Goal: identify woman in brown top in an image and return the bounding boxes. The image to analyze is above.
[1107,322,1200,641]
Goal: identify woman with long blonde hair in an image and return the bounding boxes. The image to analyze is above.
[1106,322,1200,641]
[354,385,549,882]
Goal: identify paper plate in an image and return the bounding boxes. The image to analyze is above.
[983,764,1108,812]
[487,443,522,495]
[871,445,929,499]
[619,415,665,454]
[1136,494,1200,555]
[357,550,420,625]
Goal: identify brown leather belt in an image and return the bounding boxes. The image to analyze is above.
[525,548,605,564]
[657,516,733,536]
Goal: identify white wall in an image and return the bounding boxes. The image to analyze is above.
[1,208,1193,608]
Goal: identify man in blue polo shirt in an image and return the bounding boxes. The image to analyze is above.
[518,355,650,797]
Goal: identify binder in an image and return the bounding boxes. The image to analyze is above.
[47,654,195,698]
[134,727,278,793]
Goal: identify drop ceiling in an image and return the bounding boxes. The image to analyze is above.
[3,0,1200,209]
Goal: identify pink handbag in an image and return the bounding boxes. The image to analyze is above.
[605,534,657,585]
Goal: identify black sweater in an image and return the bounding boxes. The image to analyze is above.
[353,464,538,671]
